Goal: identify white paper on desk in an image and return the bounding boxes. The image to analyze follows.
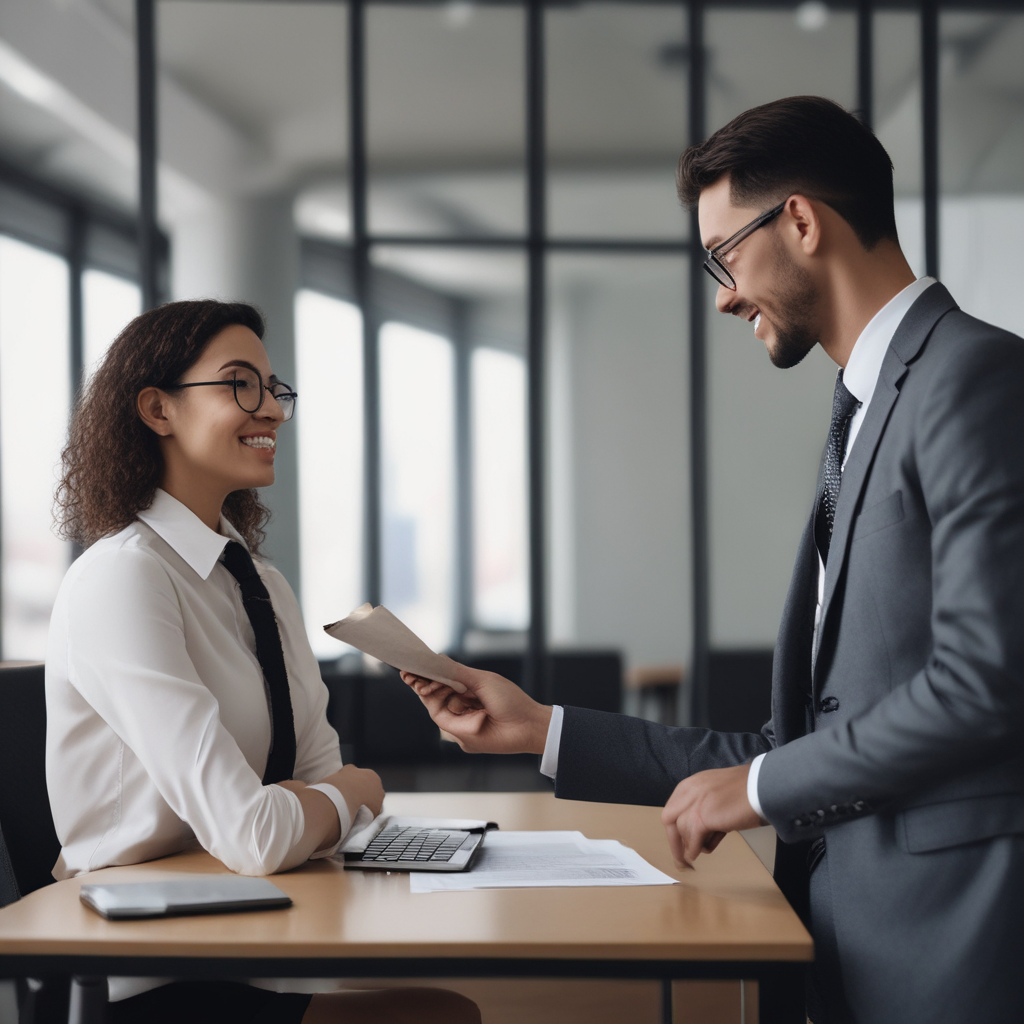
[410,831,677,893]
[324,603,468,693]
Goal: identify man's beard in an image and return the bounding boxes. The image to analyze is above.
[763,235,819,369]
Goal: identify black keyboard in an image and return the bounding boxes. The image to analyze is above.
[346,826,483,872]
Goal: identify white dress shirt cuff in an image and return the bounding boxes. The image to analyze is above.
[746,753,768,823]
[305,782,354,859]
[539,705,564,779]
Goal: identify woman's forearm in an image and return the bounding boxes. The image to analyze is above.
[272,765,384,872]
[273,785,343,871]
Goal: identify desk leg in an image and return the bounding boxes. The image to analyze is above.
[16,974,70,1024]
[68,977,106,1024]
[758,963,805,1024]
[661,978,672,1024]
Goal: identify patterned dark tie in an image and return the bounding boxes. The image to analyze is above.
[221,541,297,784]
[814,369,861,565]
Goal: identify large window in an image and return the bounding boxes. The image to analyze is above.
[83,269,142,376]
[471,347,528,630]
[295,289,365,658]
[379,321,456,651]
[0,170,142,660]
[0,236,71,660]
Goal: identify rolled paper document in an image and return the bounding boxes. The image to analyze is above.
[324,604,469,693]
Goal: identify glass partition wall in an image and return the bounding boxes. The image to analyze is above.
[92,0,1018,724]
[148,0,694,698]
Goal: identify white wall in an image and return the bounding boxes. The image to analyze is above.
[941,195,1024,339]
[707,297,836,648]
[547,256,692,676]
[547,255,840,668]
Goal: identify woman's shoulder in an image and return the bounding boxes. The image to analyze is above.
[50,523,179,646]
[65,522,174,593]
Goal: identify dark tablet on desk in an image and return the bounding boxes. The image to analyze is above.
[80,877,292,920]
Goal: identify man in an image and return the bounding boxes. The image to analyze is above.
[402,96,1024,1024]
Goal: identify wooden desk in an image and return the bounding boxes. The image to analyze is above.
[0,793,812,1022]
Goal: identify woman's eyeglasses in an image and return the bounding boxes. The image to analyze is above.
[164,367,297,421]
[702,200,787,290]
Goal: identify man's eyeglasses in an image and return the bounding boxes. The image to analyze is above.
[164,367,298,421]
[702,200,787,290]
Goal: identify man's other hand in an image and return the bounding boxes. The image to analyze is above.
[660,764,763,867]
[400,664,552,756]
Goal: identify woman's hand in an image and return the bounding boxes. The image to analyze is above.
[317,763,385,820]
[400,662,552,755]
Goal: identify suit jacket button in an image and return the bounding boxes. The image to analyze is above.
[820,696,840,713]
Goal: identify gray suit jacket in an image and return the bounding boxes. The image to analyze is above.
[554,284,1024,1023]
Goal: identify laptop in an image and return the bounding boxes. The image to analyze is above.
[340,814,497,872]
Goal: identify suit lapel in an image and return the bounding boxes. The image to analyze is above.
[812,283,959,676]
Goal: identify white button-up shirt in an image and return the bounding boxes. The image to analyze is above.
[46,488,345,881]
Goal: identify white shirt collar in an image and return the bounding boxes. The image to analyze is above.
[843,276,937,406]
[137,488,245,580]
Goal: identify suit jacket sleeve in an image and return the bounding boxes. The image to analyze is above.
[554,706,771,806]
[759,324,1024,841]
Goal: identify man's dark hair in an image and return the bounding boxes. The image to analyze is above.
[677,95,897,250]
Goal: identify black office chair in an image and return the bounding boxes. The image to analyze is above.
[0,663,61,899]
[0,822,19,909]
[0,662,105,1024]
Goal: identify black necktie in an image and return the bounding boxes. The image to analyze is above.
[814,370,860,565]
[221,541,296,784]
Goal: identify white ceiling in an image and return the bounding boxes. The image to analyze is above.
[1,2,1023,232]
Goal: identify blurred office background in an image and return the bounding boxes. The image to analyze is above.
[1,0,1023,788]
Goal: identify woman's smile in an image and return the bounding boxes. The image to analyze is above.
[240,432,276,459]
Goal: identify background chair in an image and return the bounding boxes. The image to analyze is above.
[0,664,61,900]
[0,662,100,1024]
[0,823,19,910]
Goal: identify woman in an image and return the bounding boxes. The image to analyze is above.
[48,300,478,1024]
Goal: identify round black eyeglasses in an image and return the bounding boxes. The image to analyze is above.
[164,367,297,421]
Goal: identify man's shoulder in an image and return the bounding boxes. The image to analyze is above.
[905,304,1024,395]
[923,305,1024,362]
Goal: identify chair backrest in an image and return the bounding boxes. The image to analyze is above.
[708,649,774,734]
[0,663,62,897]
[0,821,20,907]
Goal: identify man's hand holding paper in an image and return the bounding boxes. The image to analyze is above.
[400,664,551,755]
[324,603,551,754]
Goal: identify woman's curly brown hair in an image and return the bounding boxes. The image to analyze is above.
[56,299,271,553]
